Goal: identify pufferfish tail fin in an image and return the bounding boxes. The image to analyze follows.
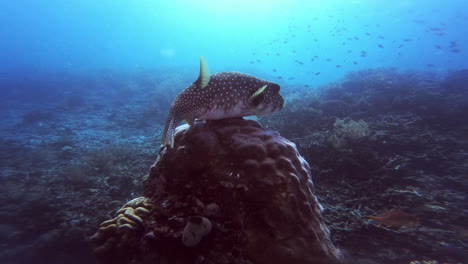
[161,111,182,148]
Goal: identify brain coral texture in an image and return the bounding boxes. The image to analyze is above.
[92,118,341,264]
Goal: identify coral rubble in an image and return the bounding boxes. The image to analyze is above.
[91,118,341,264]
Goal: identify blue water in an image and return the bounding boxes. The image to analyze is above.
[1,0,466,87]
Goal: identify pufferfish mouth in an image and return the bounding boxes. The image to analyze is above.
[276,96,285,110]
[256,97,284,115]
[263,96,284,113]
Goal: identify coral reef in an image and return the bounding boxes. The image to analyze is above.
[91,197,152,256]
[91,118,341,264]
[182,216,213,247]
[330,118,370,150]
[1,68,467,264]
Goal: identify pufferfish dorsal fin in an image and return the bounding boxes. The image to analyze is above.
[196,56,211,89]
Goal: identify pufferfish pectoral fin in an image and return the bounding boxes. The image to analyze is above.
[196,56,211,89]
[248,85,267,105]
[161,111,183,148]
[184,118,195,126]
[248,84,267,117]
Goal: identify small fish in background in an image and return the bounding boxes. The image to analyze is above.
[365,32,371,36]
[403,38,413,42]
[398,44,404,48]
[450,49,461,53]
[272,69,278,72]
[366,210,420,228]
[449,40,458,48]
[304,84,310,87]
[378,35,385,39]
[288,77,295,80]
[430,27,443,31]
[353,61,358,65]
[378,44,384,48]
[336,65,342,68]
[277,76,283,79]
[326,58,332,61]
[314,72,321,75]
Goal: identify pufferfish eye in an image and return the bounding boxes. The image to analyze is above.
[270,83,280,93]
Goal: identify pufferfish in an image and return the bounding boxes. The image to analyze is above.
[161,57,284,147]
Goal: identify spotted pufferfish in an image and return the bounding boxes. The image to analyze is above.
[162,57,284,147]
